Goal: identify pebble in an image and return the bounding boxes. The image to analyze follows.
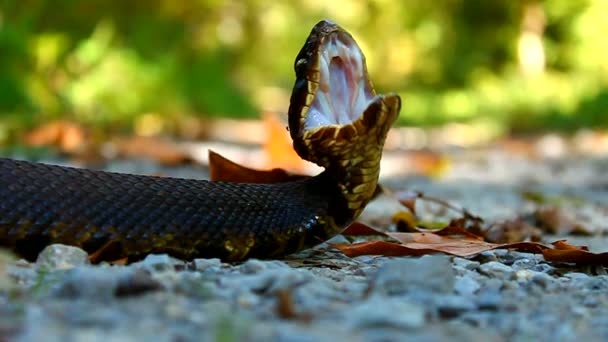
[372,255,455,295]
[114,268,163,297]
[511,257,537,270]
[135,254,183,272]
[454,275,480,296]
[475,288,503,311]
[347,296,427,329]
[581,276,608,291]
[478,261,514,279]
[436,294,477,318]
[533,263,556,274]
[36,244,89,270]
[452,257,480,271]
[52,266,129,300]
[239,259,289,274]
[192,258,221,272]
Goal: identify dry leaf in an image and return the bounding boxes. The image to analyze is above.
[112,136,192,165]
[335,222,608,265]
[263,111,309,172]
[208,150,309,183]
[341,222,386,236]
[333,234,548,258]
[485,218,542,243]
[533,207,589,235]
[542,240,608,266]
[25,120,89,154]
[333,240,432,257]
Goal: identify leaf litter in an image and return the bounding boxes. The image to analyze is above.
[207,151,608,267]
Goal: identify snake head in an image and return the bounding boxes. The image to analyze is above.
[288,20,401,171]
[287,20,401,221]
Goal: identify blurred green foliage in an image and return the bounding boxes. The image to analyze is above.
[0,0,607,142]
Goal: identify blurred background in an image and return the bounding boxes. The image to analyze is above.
[1,0,607,164]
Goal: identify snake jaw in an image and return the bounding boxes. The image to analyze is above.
[288,20,399,165]
[306,30,375,130]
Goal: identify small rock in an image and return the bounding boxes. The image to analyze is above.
[512,258,537,271]
[564,272,592,289]
[36,244,89,270]
[372,255,455,295]
[475,288,502,310]
[514,269,534,282]
[436,294,476,318]
[564,272,589,281]
[192,258,222,272]
[478,261,513,279]
[136,254,183,272]
[347,296,427,329]
[174,272,219,299]
[6,259,37,287]
[533,263,555,274]
[477,250,499,263]
[452,257,480,271]
[582,276,608,291]
[53,266,163,300]
[582,296,599,307]
[114,269,163,297]
[221,268,312,295]
[454,276,480,296]
[239,259,289,274]
[53,266,125,299]
[531,272,555,288]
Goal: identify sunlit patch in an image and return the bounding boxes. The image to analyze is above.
[304,31,375,131]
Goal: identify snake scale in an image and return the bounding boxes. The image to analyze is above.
[0,20,401,262]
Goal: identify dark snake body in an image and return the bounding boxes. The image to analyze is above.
[0,159,343,261]
[0,21,400,262]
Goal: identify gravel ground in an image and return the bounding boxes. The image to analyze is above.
[1,148,607,341]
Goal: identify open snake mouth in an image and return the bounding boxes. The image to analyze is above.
[289,20,377,136]
[304,31,375,130]
[288,20,400,165]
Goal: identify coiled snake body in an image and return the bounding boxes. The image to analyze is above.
[0,20,401,261]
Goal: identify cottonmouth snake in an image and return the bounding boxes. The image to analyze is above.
[0,20,401,262]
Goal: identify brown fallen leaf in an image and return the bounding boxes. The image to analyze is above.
[334,240,432,257]
[335,222,608,265]
[111,136,193,166]
[485,218,542,243]
[333,234,548,258]
[533,207,590,235]
[25,120,89,154]
[88,239,124,264]
[208,150,309,183]
[342,221,386,236]
[263,111,309,172]
[542,240,608,266]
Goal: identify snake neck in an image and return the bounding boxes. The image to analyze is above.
[301,95,399,227]
[322,158,380,227]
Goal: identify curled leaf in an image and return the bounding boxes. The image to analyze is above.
[208,150,308,183]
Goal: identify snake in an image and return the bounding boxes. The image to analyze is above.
[0,20,401,262]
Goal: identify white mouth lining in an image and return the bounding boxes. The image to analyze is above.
[303,34,374,132]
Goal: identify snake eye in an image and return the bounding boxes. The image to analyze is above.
[295,58,307,72]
